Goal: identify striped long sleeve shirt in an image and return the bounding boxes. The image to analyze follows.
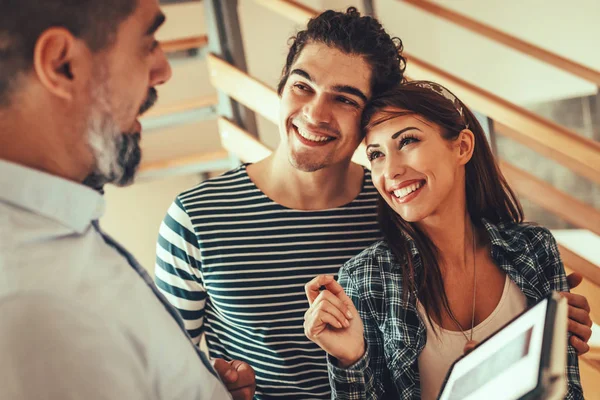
[155,164,381,399]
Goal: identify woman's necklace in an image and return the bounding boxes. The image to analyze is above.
[452,227,477,346]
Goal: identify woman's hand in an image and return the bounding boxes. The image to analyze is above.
[304,275,366,367]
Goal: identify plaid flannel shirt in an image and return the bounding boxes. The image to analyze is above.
[328,219,583,400]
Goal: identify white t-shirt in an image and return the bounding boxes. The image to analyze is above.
[418,274,527,400]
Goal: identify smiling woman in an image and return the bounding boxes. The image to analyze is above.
[363,82,521,330]
[303,81,586,399]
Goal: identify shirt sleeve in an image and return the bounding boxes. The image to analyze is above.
[155,196,207,346]
[0,294,155,400]
[538,228,584,400]
[327,260,387,400]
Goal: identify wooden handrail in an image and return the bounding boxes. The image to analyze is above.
[407,56,600,185]
[560,245,600,288]
[587,347,600,361]
[500,161,600,237]
[493,121,600,184]
[560,241,600,324]
[208,54,280,124]
[580,357,600,390]
[141,95,218,120]
[250,0,600,186]
[161,35,208,54]
[218,118,272,162]
[401,0,600,86]
[257,0,600,87]
[253,0,315,25]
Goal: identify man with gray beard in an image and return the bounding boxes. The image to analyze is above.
[0,0,254,399]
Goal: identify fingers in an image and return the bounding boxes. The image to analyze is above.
[304,294,353,340]
[305,275,336,305]
[568,305,593,327]
[305,275,355,314]
[560,292,591,313]
[316,289,353,319]
[230,387,255,400]
[568,319,593,343]
[566,272,583,290]
[229,360,256,389]
[211,358,238,384]
[570,335,591,356]
[304,275,359,342]
[212,359,256,400]
[312,290,352,324]
[305,301,348,334]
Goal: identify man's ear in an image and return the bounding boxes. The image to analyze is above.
[457,128,475,166]
[32,28,91,101]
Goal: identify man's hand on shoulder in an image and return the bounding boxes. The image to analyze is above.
[212,358,256,400]
[562,272,593,355]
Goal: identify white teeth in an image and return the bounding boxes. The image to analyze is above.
[297,127,331,142]
[393,181,424,198]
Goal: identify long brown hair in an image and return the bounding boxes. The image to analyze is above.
[362,81,524,328]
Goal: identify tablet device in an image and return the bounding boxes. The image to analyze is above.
[437,292,568,400]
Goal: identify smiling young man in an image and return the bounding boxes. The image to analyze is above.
[155,6,593,400]
[155,8,405,399]
[0,0,250,399]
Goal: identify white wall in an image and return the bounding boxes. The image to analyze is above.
[375,0,599,104]
[100,174,203,273]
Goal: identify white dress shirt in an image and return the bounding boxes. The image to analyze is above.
[0,159,231,400]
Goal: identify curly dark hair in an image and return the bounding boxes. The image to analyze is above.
[0,0,137,107]
[277,7,406,97]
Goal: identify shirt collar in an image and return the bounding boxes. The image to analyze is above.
[402,218,522,258]
[0,159,105,233]
[482,218,524,253]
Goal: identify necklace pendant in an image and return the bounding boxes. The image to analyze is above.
[464,340,478,355]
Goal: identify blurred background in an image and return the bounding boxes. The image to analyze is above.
[98,0,600,392]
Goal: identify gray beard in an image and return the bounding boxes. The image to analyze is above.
[82,76,155,191]
[83,131,141,190]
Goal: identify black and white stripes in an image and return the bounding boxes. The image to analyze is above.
[155,164,381,399]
